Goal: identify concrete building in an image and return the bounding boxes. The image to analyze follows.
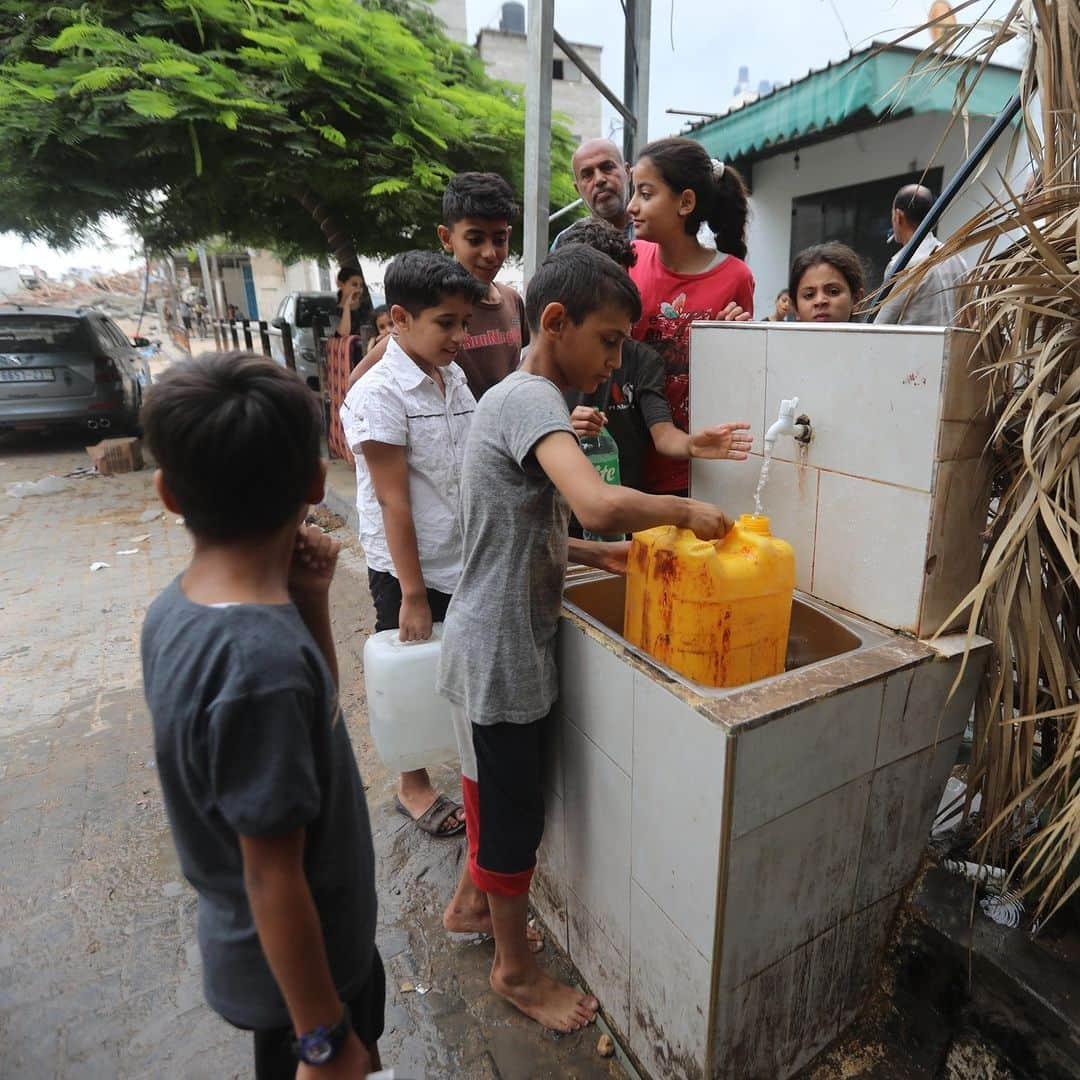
[430,0,468,45]
[478,3,603,144]
[687,43,1023,311]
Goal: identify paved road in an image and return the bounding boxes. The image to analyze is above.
[0,431,623,1079]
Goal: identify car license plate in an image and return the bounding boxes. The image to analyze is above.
[0,368,54,382]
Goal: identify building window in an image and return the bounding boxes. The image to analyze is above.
[789,166,944,289]
[553,58,564,80]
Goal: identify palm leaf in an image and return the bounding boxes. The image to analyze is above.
[909,0,1080,927]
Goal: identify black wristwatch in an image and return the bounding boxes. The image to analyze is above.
[291,1004,351,1066]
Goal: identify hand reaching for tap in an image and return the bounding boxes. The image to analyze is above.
[687,421,753,461]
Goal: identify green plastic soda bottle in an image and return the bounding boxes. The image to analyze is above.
[580,427,626,542]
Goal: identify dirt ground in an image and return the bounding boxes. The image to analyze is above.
[0,428,625,1079]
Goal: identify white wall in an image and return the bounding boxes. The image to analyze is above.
[0,266,22,298]
[219,265,247,318]
[478,29,603,142]
[249,250,290,321]
[743,112,1026,312]
[430,0,468,43]
[282,259,323,295]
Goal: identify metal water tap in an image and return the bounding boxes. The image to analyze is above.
[765,397,811,448]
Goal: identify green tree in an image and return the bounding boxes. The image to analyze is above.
[0,0,578,263]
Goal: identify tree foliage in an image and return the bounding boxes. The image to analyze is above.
[0,0,578,259]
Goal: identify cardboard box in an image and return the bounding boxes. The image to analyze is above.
[86,437,144,476]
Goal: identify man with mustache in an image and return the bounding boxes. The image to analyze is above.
[551,138,634,249]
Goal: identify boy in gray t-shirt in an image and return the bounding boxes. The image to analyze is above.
[140,354,383,1077]
[437,245,740,1034]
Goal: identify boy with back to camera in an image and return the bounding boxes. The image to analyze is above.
[349,172,526,399]
[340,251,488,839]
[437,245,736,1032]
[140,354,383,1079]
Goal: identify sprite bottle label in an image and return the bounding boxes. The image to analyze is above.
[581,429,626,542]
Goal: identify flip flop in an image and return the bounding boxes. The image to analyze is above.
[395,793,465,838]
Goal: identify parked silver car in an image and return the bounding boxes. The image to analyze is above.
[0,307,145,434]
[270,292,340,391]
[270,289,384,390]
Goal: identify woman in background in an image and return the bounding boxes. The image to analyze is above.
[765,288,793,322]
[334,264,374,338]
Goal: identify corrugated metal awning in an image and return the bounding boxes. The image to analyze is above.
[689,43,1020,165]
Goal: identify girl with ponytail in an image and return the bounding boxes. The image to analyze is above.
[626,137,754,494]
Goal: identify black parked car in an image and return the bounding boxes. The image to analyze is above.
[0,307,147,434]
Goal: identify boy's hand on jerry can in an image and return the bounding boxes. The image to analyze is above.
[684,501,734,541]
[598,540,632,576]
[289,524,341,596]
[398,593,433,642]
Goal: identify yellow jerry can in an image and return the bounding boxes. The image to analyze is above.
[623,515,796,688]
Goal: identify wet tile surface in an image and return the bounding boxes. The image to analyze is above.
[732,680,883,838]
[721,777,871,990]
[632,671,727,957]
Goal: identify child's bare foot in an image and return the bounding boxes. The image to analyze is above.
[490,964,598,1032]
[443,897,544,951]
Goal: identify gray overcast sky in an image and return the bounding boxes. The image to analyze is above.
[2,0,1016,274]
[468,0,1017,142]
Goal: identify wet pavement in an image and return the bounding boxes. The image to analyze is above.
[0,430,626,1079]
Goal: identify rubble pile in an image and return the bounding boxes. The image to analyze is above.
[4,267,161,320]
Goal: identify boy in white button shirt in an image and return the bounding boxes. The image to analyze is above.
[341,251,487,839]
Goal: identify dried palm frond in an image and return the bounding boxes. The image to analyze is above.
[890,0,1080,925]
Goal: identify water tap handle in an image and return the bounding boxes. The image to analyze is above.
[779,397,799,420]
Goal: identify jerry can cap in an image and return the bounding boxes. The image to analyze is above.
[738,513,771,535]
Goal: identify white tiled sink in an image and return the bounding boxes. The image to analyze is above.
[538,575,990,1080]
[532,320,995,1079]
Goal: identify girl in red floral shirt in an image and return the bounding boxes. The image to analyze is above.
[627,137,755,494]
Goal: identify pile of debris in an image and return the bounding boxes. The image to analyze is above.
[3,267,161,320]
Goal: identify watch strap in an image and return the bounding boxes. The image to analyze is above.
[291,1003,351,1066]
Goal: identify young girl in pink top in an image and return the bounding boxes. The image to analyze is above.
[627,137,755,494]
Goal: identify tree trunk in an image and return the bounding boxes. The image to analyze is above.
[295,188,361,273]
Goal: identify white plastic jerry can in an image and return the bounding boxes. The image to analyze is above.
[362,623,459,773]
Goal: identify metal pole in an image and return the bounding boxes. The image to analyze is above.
[258,320,272,357]
[524,0,555,282]
[553,29,636,128]
[623,0,651,162]
[211,252,227,347]
[196,245,219,325]
[633,0,651,159]
[549,197,584,224]
[867,89,1022,320]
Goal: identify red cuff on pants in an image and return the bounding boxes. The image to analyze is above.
[461,776,535,897]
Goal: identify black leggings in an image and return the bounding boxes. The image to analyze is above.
[251,950,386,1079]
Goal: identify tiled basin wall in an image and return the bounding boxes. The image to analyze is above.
[537,615,991,1080]
[688,323,991,638]
[709,631,988,1079]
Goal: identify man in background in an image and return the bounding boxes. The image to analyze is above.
[877,183,968,325]
[551,138,634,250]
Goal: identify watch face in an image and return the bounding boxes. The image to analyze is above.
[305,1035,333,1064]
